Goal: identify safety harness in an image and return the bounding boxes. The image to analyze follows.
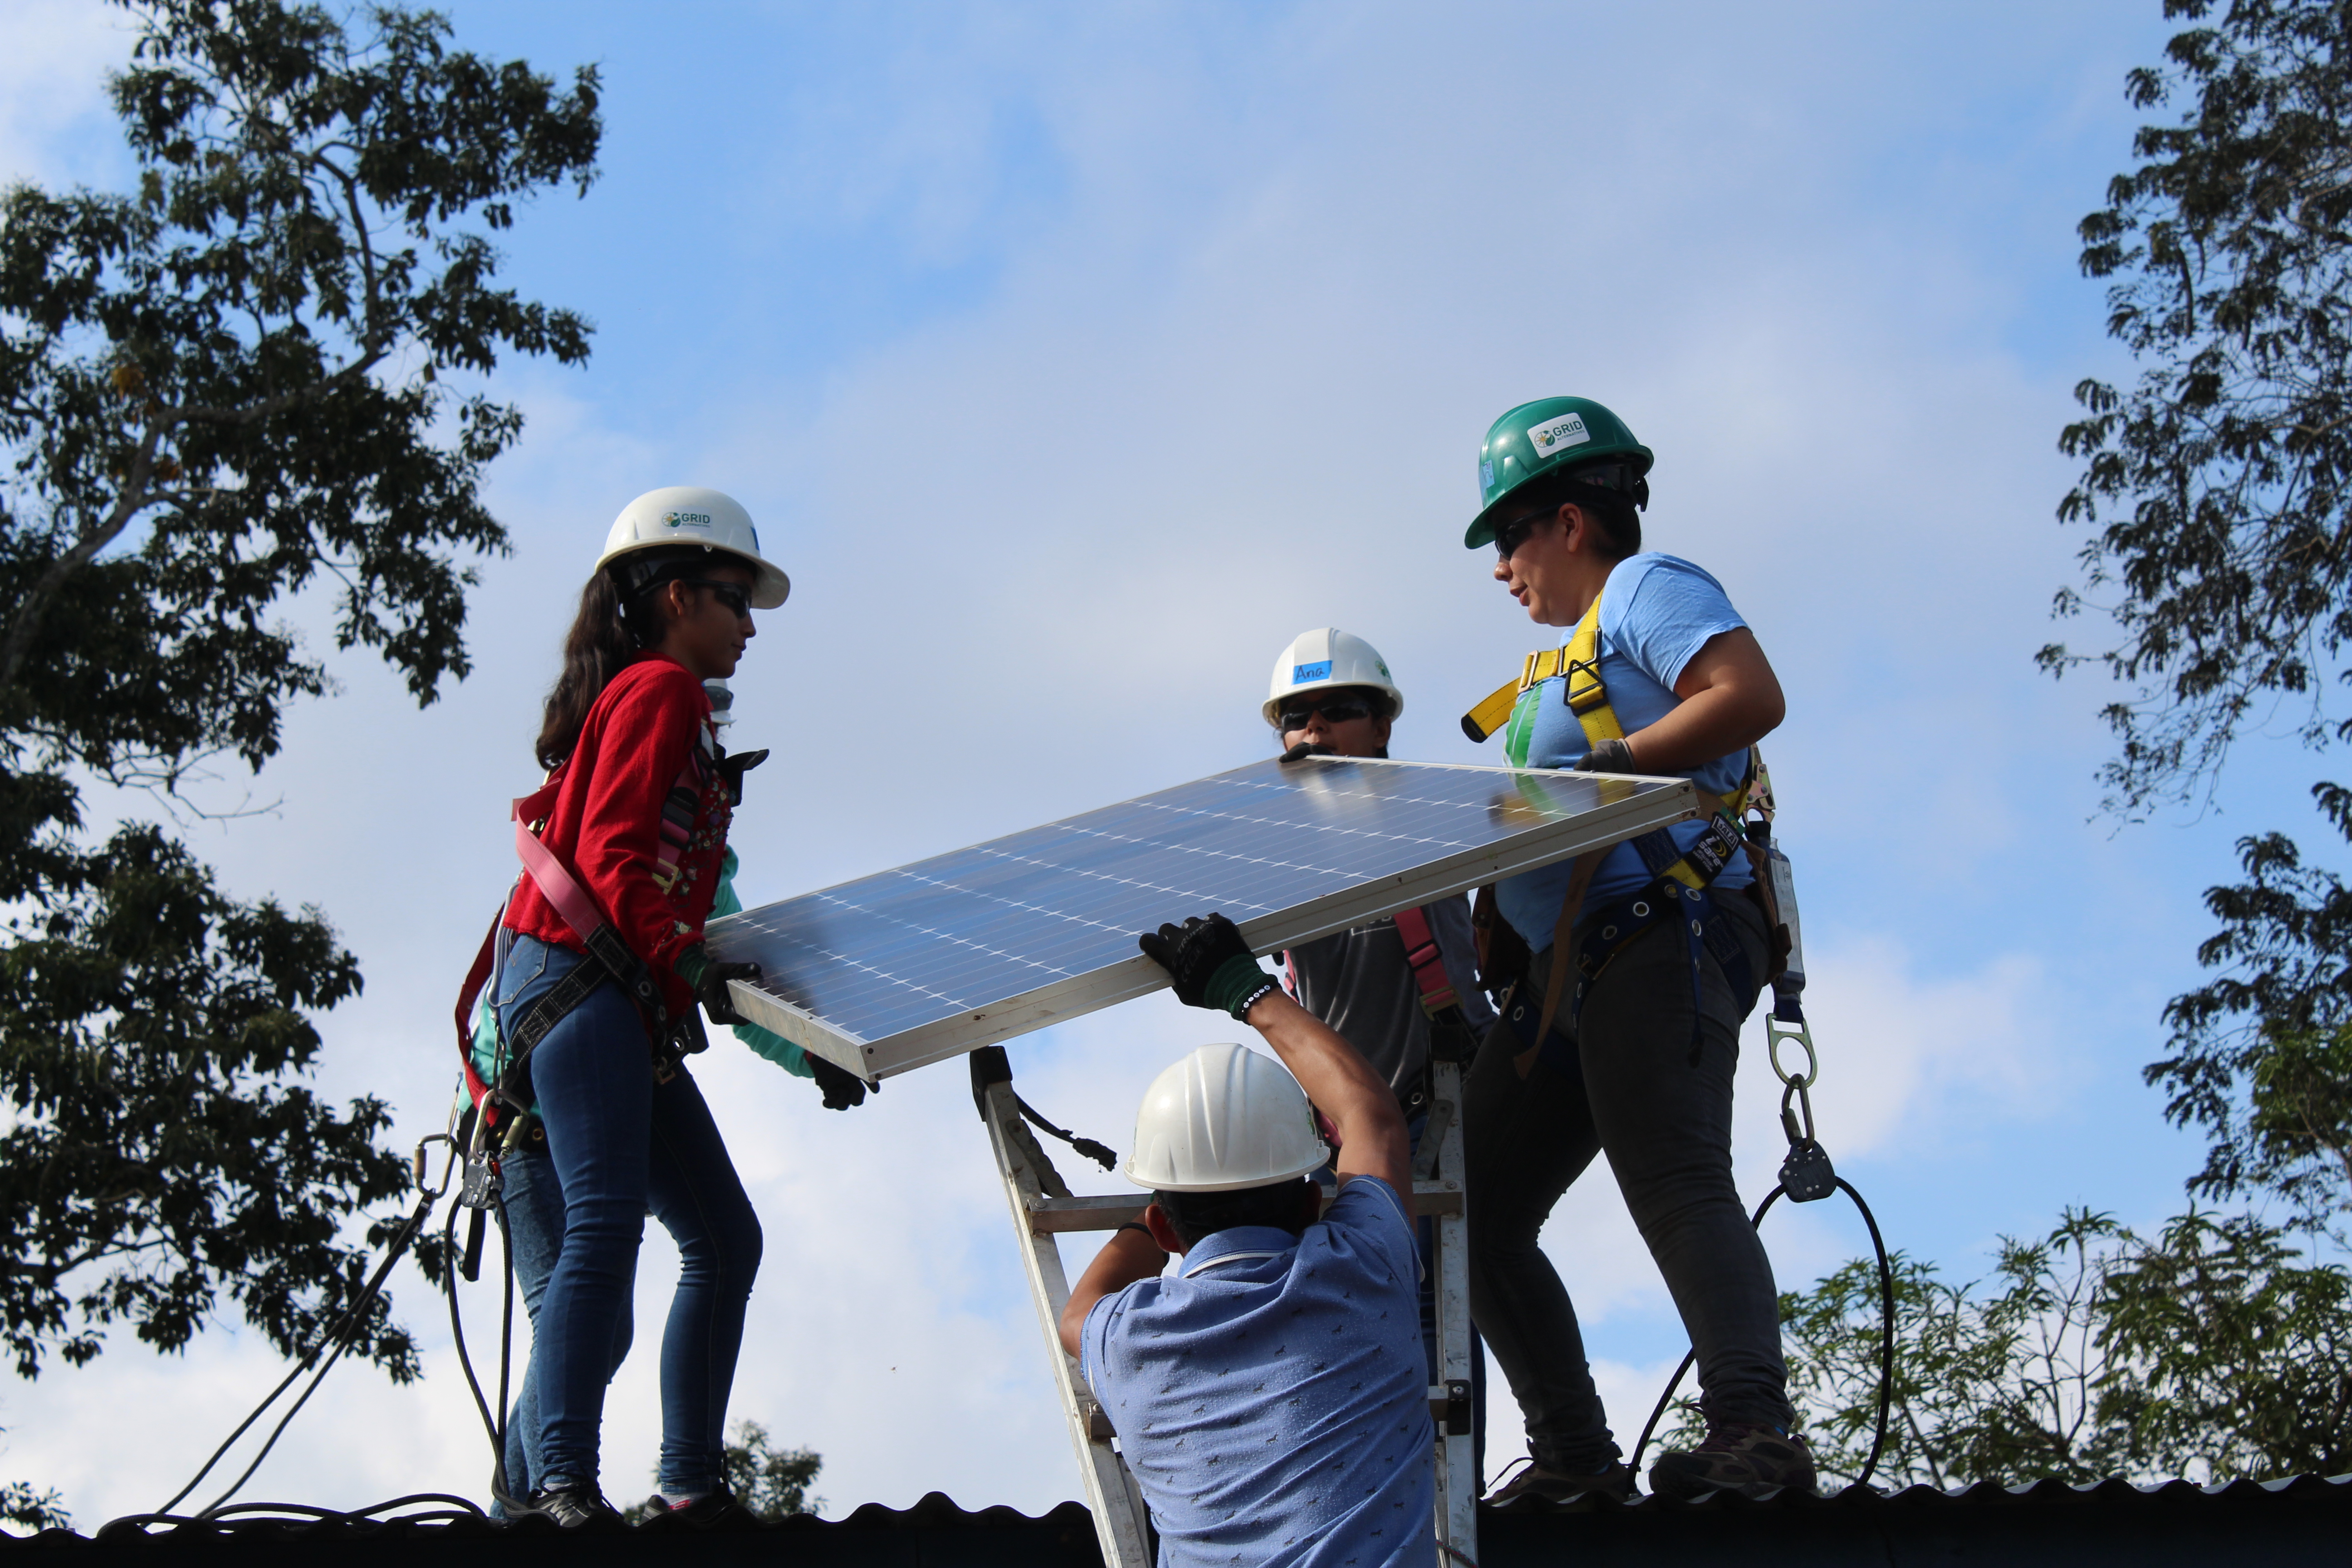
[451,772,676,1143]
[1390,905,1484,1067]
[1462,589,1798,1064]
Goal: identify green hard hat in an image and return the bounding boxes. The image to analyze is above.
[1465,396,1654,548]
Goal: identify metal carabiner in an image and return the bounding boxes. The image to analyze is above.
[412,1133,460,1200]
[1778,1078,1817,1147]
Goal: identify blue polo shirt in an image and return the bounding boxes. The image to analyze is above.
[1496,552,1755,953]
[1080,1176,1434,1568]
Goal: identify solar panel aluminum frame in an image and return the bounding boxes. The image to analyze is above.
[714,759,1698,1083]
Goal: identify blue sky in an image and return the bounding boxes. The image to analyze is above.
[6,0,2313,1523]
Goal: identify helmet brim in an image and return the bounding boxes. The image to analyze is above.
[596,536,791,608]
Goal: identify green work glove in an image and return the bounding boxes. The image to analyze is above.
[1139,913,1280,1021]
[675,943,760,1027]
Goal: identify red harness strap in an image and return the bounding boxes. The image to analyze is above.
[1391,904,1460,1018]
[452,776,600,1123]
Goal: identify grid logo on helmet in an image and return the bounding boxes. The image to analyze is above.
[662,510,714,529]
[1292,660,1333,683]
[1527,412,1591,456]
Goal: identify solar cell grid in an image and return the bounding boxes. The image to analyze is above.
[706,755,1696,1079]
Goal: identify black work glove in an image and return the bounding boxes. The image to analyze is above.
[714,747,769,807]
[1139,913,1281,1020]
[675,943,760,1027]
[807,1054,871,1111]
[1574,737,1637,774]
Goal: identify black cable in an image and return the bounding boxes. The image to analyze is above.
[1629,1188,1781,1480]
[100,1493,489,1536]
[443,1186,529,1514]
[1626,1176,1897,1489]
[1015,1094,1117,1171]
[1838,1177,1897,1485]
[153,1192,435,1518]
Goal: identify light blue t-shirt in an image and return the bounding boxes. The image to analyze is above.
[1496,553,1754,955]
[1080,1177,1435,1568]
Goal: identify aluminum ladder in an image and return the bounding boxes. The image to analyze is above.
[972,1047,1479,1568]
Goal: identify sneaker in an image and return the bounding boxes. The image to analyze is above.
[637,1487,752,1530]
[524,1485,623,1529]
[1483,1457,1636,1508]
[1647,1424,1817,1499]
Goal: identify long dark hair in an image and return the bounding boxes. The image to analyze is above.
[534,549,700,770]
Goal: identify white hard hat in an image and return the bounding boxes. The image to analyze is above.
[1263,627,1405,727]
[1123,1043,1329,1194]
[594,486,791,609]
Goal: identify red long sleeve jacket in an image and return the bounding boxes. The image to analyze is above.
[504,653,732,1019]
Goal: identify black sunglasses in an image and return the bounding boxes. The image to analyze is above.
[1492,510,1553,561]
[1277,696,1377,730]
[679,578,753,617]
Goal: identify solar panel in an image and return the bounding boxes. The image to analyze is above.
[705,756,1696,1081]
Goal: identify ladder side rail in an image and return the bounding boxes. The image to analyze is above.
[1429,1059,1479,1564]
[980,1081,1154,1568]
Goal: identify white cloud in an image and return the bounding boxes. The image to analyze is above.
[0,0,132,189]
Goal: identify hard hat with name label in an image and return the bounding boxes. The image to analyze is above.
[1262,627,1405,727]
[1466,396,1653,549]
[1124,1043,1329,1194]
[595,485,791,609]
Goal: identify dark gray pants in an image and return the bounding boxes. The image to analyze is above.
[1464,890,1788,1473]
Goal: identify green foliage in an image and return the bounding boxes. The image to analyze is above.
[622,1422,824,1523]
[2044,0,2352,817]
[2156,782,2352,1228]
[1753,1209,2352,1487]
[0,0,596,1379]
[2100,1208,2352,1478]
[0,1479,69,1534]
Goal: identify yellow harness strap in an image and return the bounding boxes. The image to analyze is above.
[1460,596,1621,745]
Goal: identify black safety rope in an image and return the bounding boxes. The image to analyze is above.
[442,1181,529,1514]
[1626,1175,1896,1486]
[1015,1094,1118,1171]
[154,1151,450,1519]
[139,1130,539,1531]
[98,1494,492,1536]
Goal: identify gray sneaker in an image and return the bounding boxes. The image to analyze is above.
[1483,1458,1635,1508]
[1647,1424,1817,1499]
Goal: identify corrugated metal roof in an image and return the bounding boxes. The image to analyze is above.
[8,1475,2346,1566]
[5,1492,1105,1567]
[1483,1473,2352,1567]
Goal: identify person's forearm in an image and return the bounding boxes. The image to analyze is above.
[1622,682,1780,774]
[1058,1228,1166,1356]
[1240,990,1410,1192]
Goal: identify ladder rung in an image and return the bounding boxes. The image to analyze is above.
[1028,1195,1149,1233]
[1411,1181,1463,1216]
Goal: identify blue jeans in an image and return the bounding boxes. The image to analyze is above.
[489,1144,636,1511]
[495,933,763,1495]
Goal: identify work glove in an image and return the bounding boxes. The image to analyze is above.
[714,747,769,807]
[808,1054,871,1111]
[675,944,760,1027]
[1139,913,1281,1021]
[1574,737,1637,774]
